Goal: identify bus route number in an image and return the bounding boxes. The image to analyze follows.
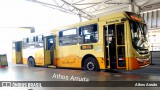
[81,45,93,50]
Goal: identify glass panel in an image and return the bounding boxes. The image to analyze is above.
[117,24,125,45]
[59,28,78,46]
[106,47,109,66]
[130,20,149,49]
[28,37,35,48]
[79,24,98,44]
[23,38,28,49]
[118,47,126,67]
[36,35,44,48]
[12,42,15,50]
[108,24,116,69]
[16,42,22,52]
[63,29,77,36]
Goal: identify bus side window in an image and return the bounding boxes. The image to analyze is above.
[36,36,38,42]
[59,28,78,46]
[53,36,56,50]
[59,31,63,46]
[12,42,15,50]
[35,35,43,48]
[27,38,29,43]
[79,24,98,44]
[28,37,35,48]
[33,37,35,42]
[23,38,28,49]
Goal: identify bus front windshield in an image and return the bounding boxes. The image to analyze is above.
[130,20,148,49]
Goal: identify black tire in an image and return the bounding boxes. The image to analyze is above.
[84,57,100,71]
[28,57,35,67]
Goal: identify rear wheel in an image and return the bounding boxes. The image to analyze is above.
[84,57,100,71]
[28,57,35,67]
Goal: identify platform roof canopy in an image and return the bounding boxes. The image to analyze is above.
[28,0,160,19]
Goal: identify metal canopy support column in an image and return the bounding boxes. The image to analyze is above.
[129,0,140,14]
[79,14,82,22]
[129,0,133,12]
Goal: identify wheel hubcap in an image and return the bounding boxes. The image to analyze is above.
[28,58,33,66]
[87,62,94,71]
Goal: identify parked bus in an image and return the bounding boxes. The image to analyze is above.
[12,33,56,67]
[0,54,8,68]
[12,11,150,71]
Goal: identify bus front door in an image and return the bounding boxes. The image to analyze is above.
[44,35,56,66]
[105,23,126,69]
[116,23,126,69]
[12,41,22,64]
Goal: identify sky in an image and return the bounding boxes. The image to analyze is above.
[0,0,86,62]
[0,0,84,31]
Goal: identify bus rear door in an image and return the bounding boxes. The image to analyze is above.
[12,41,23,64]
[44,35,56,67]
[105,23,126,69]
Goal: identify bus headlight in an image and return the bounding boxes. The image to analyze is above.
[136,58,149,62]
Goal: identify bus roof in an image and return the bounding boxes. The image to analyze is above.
[51,11,144,33]
[51,11,127,31]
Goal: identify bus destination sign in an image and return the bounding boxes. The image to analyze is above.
[81,45,93,50]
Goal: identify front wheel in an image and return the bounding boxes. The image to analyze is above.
[28,57,35,67]
[84,57,100,71]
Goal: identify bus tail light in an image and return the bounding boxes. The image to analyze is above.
[119,58,126,61]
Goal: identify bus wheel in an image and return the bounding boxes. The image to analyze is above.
[28,57,35,67]
[84,57,100,71]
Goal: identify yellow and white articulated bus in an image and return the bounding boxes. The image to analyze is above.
[12,11,150,71]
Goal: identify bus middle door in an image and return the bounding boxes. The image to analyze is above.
[105,23,126,69]
[44,35,56,66]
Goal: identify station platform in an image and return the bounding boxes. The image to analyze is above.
[0,62,160,90]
